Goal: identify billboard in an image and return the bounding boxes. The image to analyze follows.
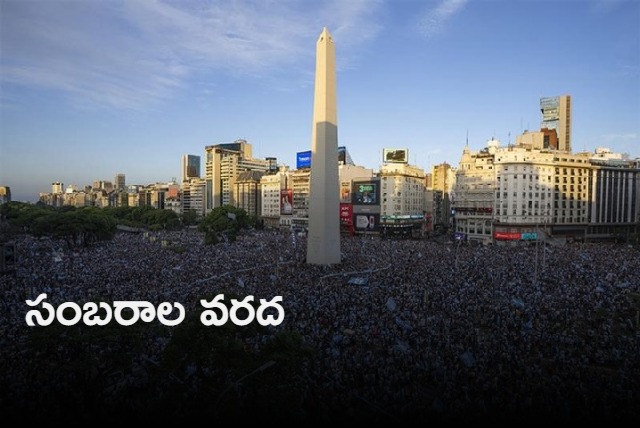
[296,151,312,169]
[352,181,379,205]
[494,232,521,240]
[354,213,379,231]
[340,203,353,226]
[280,189,293,215]
[340,182,351,202]
[383,148,408,164]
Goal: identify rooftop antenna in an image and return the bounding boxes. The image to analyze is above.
[465,128,469,147]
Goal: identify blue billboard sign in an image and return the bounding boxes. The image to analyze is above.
[296,150,311,169]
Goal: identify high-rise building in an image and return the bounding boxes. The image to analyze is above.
[52,182,64,194]
[306,27,341,265]
[204,139,270,213]
[181,178,206,218]
[431,162,456,229]
[233,170,264,219]
[290,168,311,232]
[114,173,126,191]
[379,163,427,236]
[181,154,201,182]
[260,166,290,229]
[540,95,571,153]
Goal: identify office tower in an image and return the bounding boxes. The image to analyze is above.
[306,28,341,265]
[204,139,270,213]
[265,157,278,173]
[290,167,312,231]
[540,95,571,153]
[233,170,264,218]
[260,167,289,228]
[52,182,64,194]
[431,163,456,229]
[432,163,455,195]
[181,154,201,182]
[115,173,126,191]
[181,178,206,217]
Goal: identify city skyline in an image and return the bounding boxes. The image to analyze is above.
[1,0,639,202]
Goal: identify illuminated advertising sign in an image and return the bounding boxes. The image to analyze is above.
[280,189,293,215]
[382,148,408,164]
[352,181,379,205]
[340,182,351,202]
[354,213,379,231]
[296,151,311,169]
[339,203,353,226]
[494,232,521,240]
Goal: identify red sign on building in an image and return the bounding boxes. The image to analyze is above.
[339,203,353,226]
[494,231,521,240]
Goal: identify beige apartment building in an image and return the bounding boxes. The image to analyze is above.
[453,139,640,244]
[204,139,271,214]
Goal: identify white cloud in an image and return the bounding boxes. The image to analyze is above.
[416,0,468,39]
[0,0,383,110]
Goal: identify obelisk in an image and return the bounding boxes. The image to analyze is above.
[306,27,341,265]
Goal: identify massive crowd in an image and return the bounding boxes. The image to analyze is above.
[1,227,639,423]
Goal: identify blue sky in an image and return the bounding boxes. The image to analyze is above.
[1,0,638,202]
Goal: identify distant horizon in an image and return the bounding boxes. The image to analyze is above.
[2,0,638,203]
[5,139,637,204]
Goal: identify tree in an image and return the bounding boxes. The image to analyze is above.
[141,208,180,231]
[198,205,253,245]
[3,201,53,232]
[180,209,199,226]
[15,205,116,248]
